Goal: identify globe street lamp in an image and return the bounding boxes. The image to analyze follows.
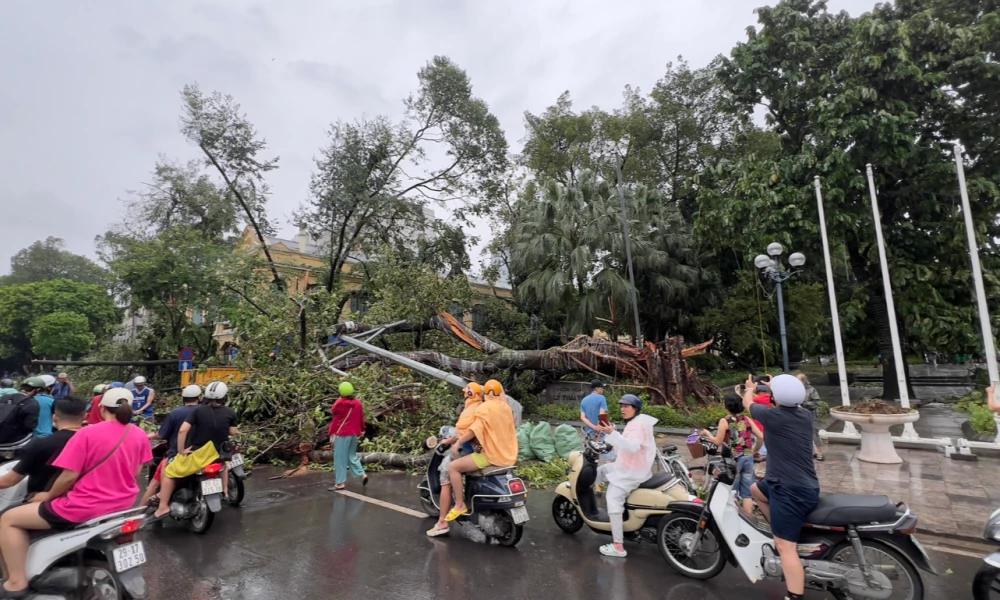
[755,243,806,373]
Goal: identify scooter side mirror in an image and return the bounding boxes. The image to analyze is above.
[426,436,439,449]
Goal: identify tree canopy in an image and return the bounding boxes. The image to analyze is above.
[1,237,108,287]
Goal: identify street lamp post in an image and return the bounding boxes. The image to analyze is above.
[755,243,806,373]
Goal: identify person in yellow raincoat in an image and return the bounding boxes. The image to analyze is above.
[426,382,483,537]
[444,379,518,522]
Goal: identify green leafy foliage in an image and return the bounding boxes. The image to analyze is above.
[971,406,997,436]
[0,237,108,287]
[515,458,571,489]
[30,312,96,358]
[0,279,118,366]
[529,402,726,430]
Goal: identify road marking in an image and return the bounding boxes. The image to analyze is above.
[336,489,427,519]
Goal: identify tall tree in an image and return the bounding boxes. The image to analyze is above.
[180,84,284,290]
[296,56,508,294]
[698,0,1000,397]
[0,279,118,368]
[1,237,108,287]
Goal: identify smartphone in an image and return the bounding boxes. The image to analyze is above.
[599,413,610,427]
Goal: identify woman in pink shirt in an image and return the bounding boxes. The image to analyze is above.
[0,388,152,596]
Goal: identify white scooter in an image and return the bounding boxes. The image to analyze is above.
[18,507,151,598]
[0,434,34,510]
[659,445,935,600]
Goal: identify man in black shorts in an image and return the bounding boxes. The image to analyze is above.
[743,373,819,600]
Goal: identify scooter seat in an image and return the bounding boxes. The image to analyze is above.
[662,445,678,454]
[637,472,674,489]
[467,466,516,478]
[806,494,898,526]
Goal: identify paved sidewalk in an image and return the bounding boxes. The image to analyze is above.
[658,434,997,541]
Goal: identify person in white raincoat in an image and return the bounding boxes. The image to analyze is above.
[592,394,658,558]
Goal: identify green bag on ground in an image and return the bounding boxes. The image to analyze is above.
[554,423,583,459]
[529,421,557,462]
[516,422,536,462]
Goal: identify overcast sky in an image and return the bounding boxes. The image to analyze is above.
[0,0,878,275]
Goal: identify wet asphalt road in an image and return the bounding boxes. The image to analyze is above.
[137,467,984,599]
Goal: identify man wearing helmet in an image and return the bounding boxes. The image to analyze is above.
[444,379,518,523]
[0,380,17,398]
[744,373,819,600]
[33,376,56,438]
[426,382,483,537]
[130,376,156,421]
[0,378,42,444]
[86,383,121,426]
[153,381,238,519]
[590,393,658,558]
[141,384,202,506]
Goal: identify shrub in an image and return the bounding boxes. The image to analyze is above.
[687,353,726,373]
[970,405,997,436]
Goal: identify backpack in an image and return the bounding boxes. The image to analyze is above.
[0,393,34,442]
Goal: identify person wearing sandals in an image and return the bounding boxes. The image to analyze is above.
[797,374,824,461]
[701,394,763,514]
[328,382,368,491]
[0,389,151,597]
[426,382,484,537]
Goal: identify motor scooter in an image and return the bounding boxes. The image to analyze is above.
[659,444,935,599]
[417,439,528,547]
[551,438,690,543]
[972,508,1000,599]
[18,506,151,599]
[222,445,250,507]
[0,433,34,510]
[150,461,226,534]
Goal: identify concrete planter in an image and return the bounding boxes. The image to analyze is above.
[830,408,919,464]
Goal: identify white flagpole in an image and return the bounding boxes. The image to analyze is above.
[815,177,856,435]
[953,146,1000,443]
[866,164,919,439]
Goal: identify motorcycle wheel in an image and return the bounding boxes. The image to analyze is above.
[551,496,583,534]
[973,563,1000,600]
[81,559,124,600]
[228,472,245,506]
[189,498,215,534]
[657,513,725,580]
[419,488,439,518]
[829,539,924,600]
[496,512,524,547]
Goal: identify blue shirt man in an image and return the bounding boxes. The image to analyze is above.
[51,373,74,399]
[156,404,199,457]
[33,392,55,437]
[579,380,609,435]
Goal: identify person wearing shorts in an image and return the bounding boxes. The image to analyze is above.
[426,384,484,537]
[701,393,763,514]
[744,374,819,600]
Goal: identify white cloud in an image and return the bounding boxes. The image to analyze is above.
[0,0,879,273]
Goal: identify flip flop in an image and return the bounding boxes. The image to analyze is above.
[0,585,29,598]
[444,507,469,522]
[328,485,346,491]
[425,526,450,537]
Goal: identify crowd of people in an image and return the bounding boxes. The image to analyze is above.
[0,373,237,597]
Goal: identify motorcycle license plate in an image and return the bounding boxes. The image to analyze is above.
[112,541,146,573]
[511,506,529,524]
[201,477,224,495]
[227,453,245,469]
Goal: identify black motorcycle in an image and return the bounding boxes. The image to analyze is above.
[417,441,528,547]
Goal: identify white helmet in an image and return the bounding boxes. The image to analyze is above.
[41,375,56,387]
[133,376,147,386]
[204,381,228,400]
[771,374,806,407]
[181,384,202,399]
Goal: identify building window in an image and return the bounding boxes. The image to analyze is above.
[350,293,369,315]
[472,305,487,333]
[192,310,204,325]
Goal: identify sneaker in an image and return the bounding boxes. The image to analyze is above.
[599,544,627,558]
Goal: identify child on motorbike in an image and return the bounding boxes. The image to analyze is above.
[701,394,763,514]
[426,382,483,537]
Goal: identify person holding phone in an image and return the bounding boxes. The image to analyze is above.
[579,380,608,437]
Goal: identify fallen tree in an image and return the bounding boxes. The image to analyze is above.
[331,312,718,406]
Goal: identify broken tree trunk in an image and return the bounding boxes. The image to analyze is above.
[331,312,718,406]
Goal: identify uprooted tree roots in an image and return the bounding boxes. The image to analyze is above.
[331,312,718,406]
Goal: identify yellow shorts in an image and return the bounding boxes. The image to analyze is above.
[471,452,490,469]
